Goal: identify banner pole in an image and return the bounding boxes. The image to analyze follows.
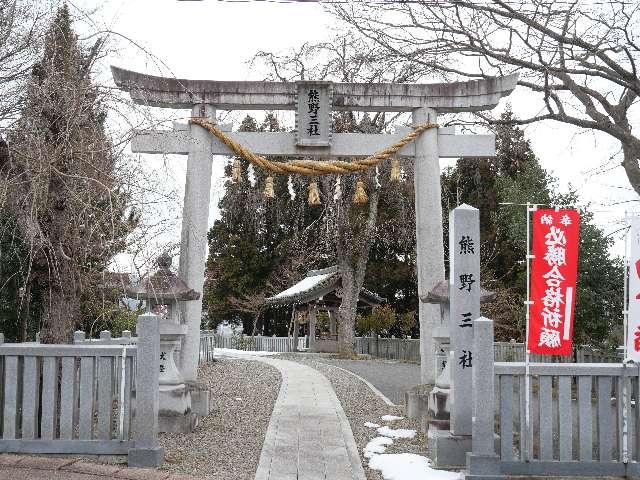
[524,202,536,462]
[622,214,631,463]
[624,213,630,361]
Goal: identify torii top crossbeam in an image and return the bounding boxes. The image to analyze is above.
[111,66,517,113]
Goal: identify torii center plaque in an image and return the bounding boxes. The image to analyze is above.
[296,81,332,147]
[111,66,517,386]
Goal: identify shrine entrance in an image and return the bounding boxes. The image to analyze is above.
[112,66,516,387]
[265,265,384,353]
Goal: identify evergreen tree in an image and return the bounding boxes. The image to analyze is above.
[204,114,327,334]
[1,6,135,343]
[442,109,624,346]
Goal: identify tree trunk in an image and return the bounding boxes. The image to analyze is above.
[336,190,380,357]
[337,266,359,357]
[40,288,79,344]
[622,139,640,198]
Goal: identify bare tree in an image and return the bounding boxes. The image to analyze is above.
[1,6,137,343]
[332,1,640,195]
[0,0,51,129]
[254,36,418,356]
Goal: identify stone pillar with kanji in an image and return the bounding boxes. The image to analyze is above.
[449,204,480,435]
[428,204,480,468]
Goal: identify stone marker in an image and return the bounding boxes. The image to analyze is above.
[428,204,480,468]
[449,203,480,435]
[128,314,163,467]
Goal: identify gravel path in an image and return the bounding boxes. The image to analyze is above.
[280,354,427,480]
[314,356,421,405]
[159,359,281,480]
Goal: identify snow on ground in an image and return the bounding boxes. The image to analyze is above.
[364,422,381,428]
[214,348,280,357]
[363,436,394,458]
[369,453,463,480]
[377,425,417,439]
[381,415,404,422]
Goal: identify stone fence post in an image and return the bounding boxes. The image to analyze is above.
[467,316,500,477]
[128,314,163,467]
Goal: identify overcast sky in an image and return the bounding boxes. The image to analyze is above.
[70,0,638,272]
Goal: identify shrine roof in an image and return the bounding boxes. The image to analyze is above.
[265,266,384,307]
[422,279,496,304]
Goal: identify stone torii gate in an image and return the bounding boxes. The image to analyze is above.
[112,66,516,386]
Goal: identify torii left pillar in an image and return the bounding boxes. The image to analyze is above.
[179,104,215,384]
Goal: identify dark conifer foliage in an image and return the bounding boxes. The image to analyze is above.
[1,6,135,343]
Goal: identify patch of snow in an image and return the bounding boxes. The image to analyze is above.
[368,453,462,480]
[363,436,393,458]
[214,348,280,357]
[377,426,416,439]
[269,272,334,300]
[381,415,404,422]
[235,397,242,401]
[364,422,381,429]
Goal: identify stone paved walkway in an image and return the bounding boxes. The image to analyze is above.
[254,358,367,480]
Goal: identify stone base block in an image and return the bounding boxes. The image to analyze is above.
[428,429,472,469]
[158,412,198,433]
[127,446,164,468]
[465,453,503,479]
[405,384,432,419]
[191,387,212,416]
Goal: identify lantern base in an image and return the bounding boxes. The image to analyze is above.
[158,383,194,432]
[158,411,198,433]
[188,381,213,416]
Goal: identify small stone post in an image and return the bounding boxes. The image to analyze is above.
[466,317,500,476]
[449,204,480,435]
[73,331,85,344]
[128,314,163,467]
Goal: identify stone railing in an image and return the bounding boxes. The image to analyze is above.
[0,315,162,467]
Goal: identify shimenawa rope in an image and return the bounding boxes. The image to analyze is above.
[190,117,438,177]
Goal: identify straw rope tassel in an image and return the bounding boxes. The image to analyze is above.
[353,179,368,204]
[308,182,321,206]
[264,176,275,199]
[231,158,242,183]
[390,158,401,182]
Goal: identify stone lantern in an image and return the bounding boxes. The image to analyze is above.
[422,279,495,432]
[127,253,200,433]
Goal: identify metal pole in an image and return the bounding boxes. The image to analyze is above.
[622,214,631,463]
[624,214,630,361]
[524,202,537,462]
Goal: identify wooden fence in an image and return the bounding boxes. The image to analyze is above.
[0,315,162,467]
[355,336,621,364]
[469,319,640,479]
[200,332,307,355]
[355,336,421,362]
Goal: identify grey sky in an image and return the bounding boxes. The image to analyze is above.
[71,0,638,272]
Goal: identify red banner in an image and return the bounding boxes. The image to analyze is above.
[528,209,580,356]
